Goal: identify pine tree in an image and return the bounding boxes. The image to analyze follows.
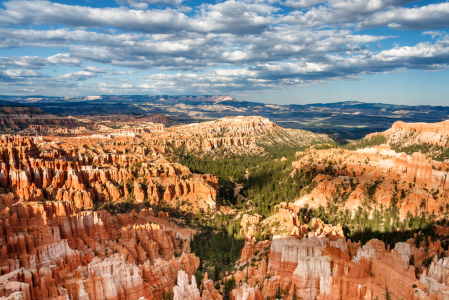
[384,284,391,300]
[214,263,220,282]
[410,254,415,266]
[275,282,282,299]
[292,285,297,300]
[245,258,249,283]
[162,290,172,300]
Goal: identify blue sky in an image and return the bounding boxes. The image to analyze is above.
[0,0,448,105]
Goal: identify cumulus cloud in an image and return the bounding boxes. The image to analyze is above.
[117,0,184,6]
[139,36,449,93]
[282,0,327,9]
[0,27,391,70]
[54,66,132,81]
[0,0,276,34]
[0,54,81,69]
[55,70,99,81]
[0,69,46,83]
[0,0,447,95]
[357,2,449,30]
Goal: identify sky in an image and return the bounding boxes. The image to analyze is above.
[0,0,448,105]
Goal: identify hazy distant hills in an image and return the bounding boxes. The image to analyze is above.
[2,95,449,140]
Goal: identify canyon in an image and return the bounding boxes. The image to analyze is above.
[231,230,447,300]
[355,120,449,161]
[0,106,88,132]
[0,115,449,300]
[292,144,449,218]
[377,120,449,147]
[4,96,449,140]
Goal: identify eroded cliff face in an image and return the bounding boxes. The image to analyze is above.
[0,106,86,131]
[240,203,344,242]
[0,198,200,300]
[360,120,449,161]
[1,116,332,212]
[376,120,449,147]
[0,123,227,300]
[172,270,223,300]
[229,187,449,300]
[3,116,449,300]
[231,232,447,300]
[173,270,200,300]
[292,146,449,218]
[0,135,218,212]
[147,116,333,155]
[420,256,449,297]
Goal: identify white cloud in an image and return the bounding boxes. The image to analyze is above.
[137,36,449,93]
[357,2,449,29]
[55,70,98,81]
[282,0,327,9]
[0,27,391,71]
[117,0,185,6]
[0,54,80,69]
[0,0,277,34]
[0,0,447,95]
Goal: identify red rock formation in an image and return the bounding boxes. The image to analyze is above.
[173,270,200,300]
[240,214,263,238]
[0,106,85,131]
[240,240,271,263]
[148,116,332,155]
[391,120,449,135]
[0,199,200,300]
[378,120,449,147]
[0,135,219,212]
[0,117,337,300]
[201,280,223,300]
[82,253,145,300]
[292,146,449,218]
[230,284,264,300]
[244,202,343,241]
[232,228,449,300]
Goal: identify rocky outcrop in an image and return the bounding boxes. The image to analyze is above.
[230,284,263,300]
[148,116,333,156]
[364,120,449,160]
[391,120,449,135]
[148,116,274,154]
[240,214,263,238]
[173,270,223,300]
[384,120,449,147]
[292,146,449,218]
[0,196,199,300]
[82,253,145,300]
[240,240,271,263]
[248,203,344,240]
[200,277,223,300]
[267,235,330,296]
[232,232,442,300]
[393,152,434,184]
[0,106,84,130]
[0,135,218,212]
[428,257,449,287]
[173,270,200,300]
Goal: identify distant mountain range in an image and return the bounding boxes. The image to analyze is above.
[1,95,448,140]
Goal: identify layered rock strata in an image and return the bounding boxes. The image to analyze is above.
[293,146,449,218]
[0,198,199,300]
[374,120,449,147]
[231,233,444,300]
[0,135,218,211]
